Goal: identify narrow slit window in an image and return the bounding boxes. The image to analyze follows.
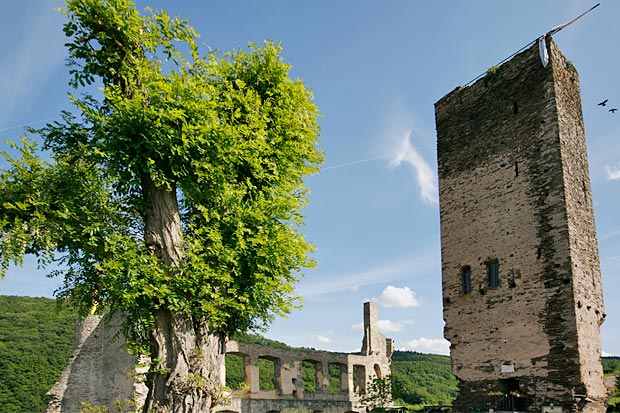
[461,266,472,294]
[487,260,500,287]
[582,181,588,201]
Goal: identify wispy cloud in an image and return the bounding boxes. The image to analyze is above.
[400,338,450,356]
[313,334,332,344]
[378,319,406,333]
[379,285,421,308]
[605,164,620,181]
[351,319,413,334]
[296,247,439,297]
[388,131,438,204]
[600,229,620,241]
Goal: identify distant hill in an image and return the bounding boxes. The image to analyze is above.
[390,351,458,406]
[0,296,75,413]
[1,295,618,412]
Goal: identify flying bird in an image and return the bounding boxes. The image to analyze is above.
[609,108,618,114]
[598,99,609,106]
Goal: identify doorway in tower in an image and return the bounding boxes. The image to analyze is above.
[499,378,529,411]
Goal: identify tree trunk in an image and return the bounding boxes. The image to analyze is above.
[146,310,226,413]
[142,175,226,413]
[143,175,183,268]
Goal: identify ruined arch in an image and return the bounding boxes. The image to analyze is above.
[373,364,382,378]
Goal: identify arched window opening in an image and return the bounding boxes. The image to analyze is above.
[461,265,472,294]
[374,364,382,379]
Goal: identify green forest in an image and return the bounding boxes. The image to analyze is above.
[0,296,76,412]
[1,296,619,412]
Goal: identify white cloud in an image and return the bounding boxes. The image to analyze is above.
[377,319,404,333]
[379,285,421,308]
[352,319,412,334]
[313,334,332,344]
[605,164,620,181]
[388,131,438,204]
[400,338,451,356]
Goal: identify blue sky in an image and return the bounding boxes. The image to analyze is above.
[1,1,619,357]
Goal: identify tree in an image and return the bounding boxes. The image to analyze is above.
[0,0,322,411]
[358,375,393,412]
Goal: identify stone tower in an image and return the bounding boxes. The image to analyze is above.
[362,301,393,357]
[435,39,607,412]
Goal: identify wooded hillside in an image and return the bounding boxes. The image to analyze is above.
[0,296,75,413]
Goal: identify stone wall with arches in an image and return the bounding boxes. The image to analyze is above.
[215,302,392,413]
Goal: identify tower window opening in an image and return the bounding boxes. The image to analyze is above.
[461,266,472,294]
[487,260,500,287]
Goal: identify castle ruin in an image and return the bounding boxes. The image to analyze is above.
[216,301,392,413]
[47,302,392,413]
[435,39,607,412]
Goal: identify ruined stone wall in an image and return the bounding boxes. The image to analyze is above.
[216,302,392,413]
[47,302,390,413]
[218,341,390,413]
[46,314,147,413]
[435,39,606,412]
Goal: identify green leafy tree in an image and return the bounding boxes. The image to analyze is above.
[358,375,393,411]
[0,0,321,411]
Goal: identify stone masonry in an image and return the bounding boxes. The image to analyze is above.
[46,302,391,413]
[47,314,149,413]
[435,39,607,412]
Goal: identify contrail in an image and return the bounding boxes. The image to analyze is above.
[321,156,385,171]
[0,119,55,133]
